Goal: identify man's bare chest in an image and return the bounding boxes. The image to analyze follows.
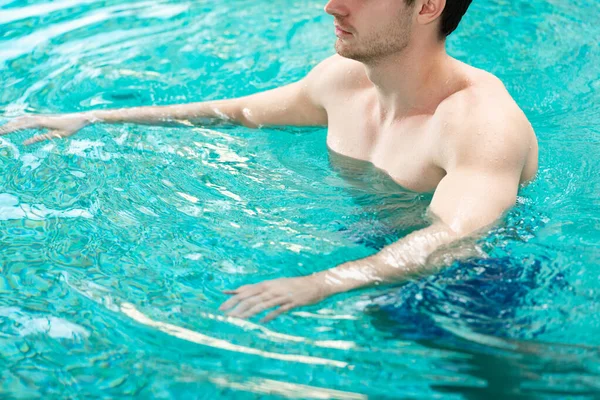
[325,112,446,194]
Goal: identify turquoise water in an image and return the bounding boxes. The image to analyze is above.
[1,0,599,398]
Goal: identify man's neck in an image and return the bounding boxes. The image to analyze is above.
[363,40,457,122]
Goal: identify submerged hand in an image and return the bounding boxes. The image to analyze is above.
[0,113,93,145]
[220,276,328,322]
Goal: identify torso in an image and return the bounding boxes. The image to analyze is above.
[326,149,434,245]
[318,56,539,194]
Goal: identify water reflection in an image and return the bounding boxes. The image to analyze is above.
[120,303,350,369]
[423,334,600,398]
[327,149,433,249]
[365,251,600,397]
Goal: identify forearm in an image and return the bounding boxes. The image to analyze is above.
[315,223,463,296]
[84,99,250,128]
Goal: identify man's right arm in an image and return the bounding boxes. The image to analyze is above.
[89,67,330,128]
[0,57,337,144]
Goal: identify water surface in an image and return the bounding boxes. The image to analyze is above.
[1,0,599,398]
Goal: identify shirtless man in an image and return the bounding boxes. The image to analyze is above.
[0,0,538,322]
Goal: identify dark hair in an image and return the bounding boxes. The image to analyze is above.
[406,0,473,38]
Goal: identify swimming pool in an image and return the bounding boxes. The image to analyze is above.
[1,0,599,397]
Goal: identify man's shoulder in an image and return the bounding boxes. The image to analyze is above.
[437,70,532,137]
[433,70,536,168]
[305,55,368,96]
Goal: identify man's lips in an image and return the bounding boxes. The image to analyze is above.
[335,25,353,37]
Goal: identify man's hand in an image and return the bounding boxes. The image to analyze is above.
[220,275,329,322]
[0,114,92,145]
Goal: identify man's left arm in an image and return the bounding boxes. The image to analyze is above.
[219,115,533,322]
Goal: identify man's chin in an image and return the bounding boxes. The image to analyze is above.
[335,42,361,61]
[335,47,366,62]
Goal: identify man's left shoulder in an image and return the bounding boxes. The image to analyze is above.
[438,73,533,138]
[432,73,536,167]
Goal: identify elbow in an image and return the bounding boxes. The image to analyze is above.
[429,206,510,239]
[204,101,260,128]
[236,107,260,129]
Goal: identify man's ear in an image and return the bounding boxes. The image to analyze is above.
[416,0,446,26]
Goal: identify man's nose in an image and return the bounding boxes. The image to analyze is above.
[324,0,350,17]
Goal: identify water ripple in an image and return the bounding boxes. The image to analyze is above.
[1,0,599,397]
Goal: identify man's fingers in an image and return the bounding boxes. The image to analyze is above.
[219,295,243,312]
[221,284,255,295]
[226,294,266,317]
[23,133,50,146]
[23,130,65,146]
[0,124,13,135]
[261,303,295,323]
[219,285,263,311]
[227,292,276,318]
[0,121,31,135]
[234,296,288,319]
[0,116,46,135]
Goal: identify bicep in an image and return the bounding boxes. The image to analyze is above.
[431,101,532,235]
[212,59,334,128]
[233,79,328,128]
[429,167,520,236]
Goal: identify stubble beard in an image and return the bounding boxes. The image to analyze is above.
[335,16,413,64]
